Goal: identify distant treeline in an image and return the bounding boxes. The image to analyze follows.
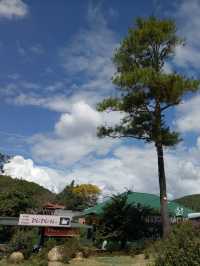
[174,195,200,212]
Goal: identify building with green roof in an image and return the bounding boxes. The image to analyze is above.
[84,192,193,218]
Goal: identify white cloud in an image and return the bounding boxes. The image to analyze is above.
[3,3,118,113]
[64,142,200,199]
[0,0,28,19]
[31,101,120,166]
[17,42,44,57]
[54,101,101,137]
[59,3,118,104]
[167,1,200,134]
[30,44,44,55]
[12,88,109,113]
[61,4,116,78]
[17,40,26,56]
[173,0,200,70]
[176,94,200,133]
[26,99,200,199]
[13,93,70,113]
[4,141,200,199]
[3,156,67,193]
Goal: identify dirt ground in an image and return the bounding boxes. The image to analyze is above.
[71,254,153,266]
[0,254,153,266]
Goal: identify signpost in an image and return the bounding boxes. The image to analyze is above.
[18,214,71,227]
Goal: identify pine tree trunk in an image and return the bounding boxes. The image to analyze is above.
[156,143,170,238]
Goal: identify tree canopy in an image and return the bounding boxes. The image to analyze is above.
[0,175,55,216]
[97,17,199,145]
[97,192,156,249]
[56,181,101,210]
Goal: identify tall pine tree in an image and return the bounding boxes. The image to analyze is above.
[97,17,199,237]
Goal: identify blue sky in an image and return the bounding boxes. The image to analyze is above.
[1,0,200,198]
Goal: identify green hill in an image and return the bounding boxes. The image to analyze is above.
[174,194,200,212]
[0,175,55,216]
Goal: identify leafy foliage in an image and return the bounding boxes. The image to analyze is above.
[0,175,55,216]
[9,228,38,259]
[72,183,101,207]
[0,191,35,217]
[0,175,55,243]
[57,181,101,210]
[0,153,10,173]
[175,194,200,212]
[153,222,200,266]
[97,16,199,145]
[97,192,156,249]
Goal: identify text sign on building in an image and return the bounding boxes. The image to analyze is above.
[18,214,71,227]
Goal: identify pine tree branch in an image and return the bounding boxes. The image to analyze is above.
[105,133,150,141]
[161,102,178,111]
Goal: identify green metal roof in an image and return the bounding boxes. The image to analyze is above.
[84,192,193,218]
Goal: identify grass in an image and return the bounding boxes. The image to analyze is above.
[0,254,153,266]
[71,255,152,266]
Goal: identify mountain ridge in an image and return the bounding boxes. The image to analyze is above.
[174,194,200,212]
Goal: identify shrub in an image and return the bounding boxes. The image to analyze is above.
[8,228,38,259]
[97,193,156,250]
[62,237,81,259]
[106,241,121,252]
[26,253,48,266]
[43,238,58,251]
[153,222,200,266]
[62,237,95,260]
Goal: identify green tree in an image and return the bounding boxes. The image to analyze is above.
[0,175,55,209]
[98,193,154,249]
[56,180,78,209]
[57,181,101,210]
[9,228,39,258]
[0,190,35,217]
[0,152,10,173]
[72,183,101,208]
[97,17,199,237]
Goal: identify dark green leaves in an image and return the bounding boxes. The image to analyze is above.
[97,192,155,246]
[97,16,200,147]
[114,16,182,71]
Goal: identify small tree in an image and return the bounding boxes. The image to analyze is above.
[9,228,38,259]
[98,193,153,249]
[57,181,101,210]
[97,17,199,237]
[72,184,101,208]
[0,152,10,173]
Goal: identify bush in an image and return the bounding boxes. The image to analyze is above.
[62,237,81,260]
[43,238,58,251]
[97,193,155,250]
[153,222,200,266]
[106,241,121,252]
[8,228,38,259]
[62,237,96,261]
[25,253,48,266]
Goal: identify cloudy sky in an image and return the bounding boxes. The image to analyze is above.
[1,0,200,199]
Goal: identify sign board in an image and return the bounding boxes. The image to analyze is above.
[44,227,79,237]
[18,214,71,227]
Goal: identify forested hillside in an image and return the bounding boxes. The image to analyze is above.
[0,175,101,216]
[175,195,200,212]
[0,175,55,216]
